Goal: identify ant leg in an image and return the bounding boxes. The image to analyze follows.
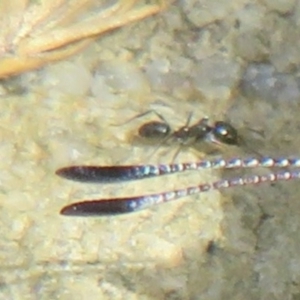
[144,134,173,160]
[171,145,182,163]
[111,109,169,126]
[184,111,194,127]
[169,111,194,163]
[238,135,264,157]
[183,112,210,127]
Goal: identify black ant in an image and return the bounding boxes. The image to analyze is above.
[138,115,239,146]
[131,110,240,161]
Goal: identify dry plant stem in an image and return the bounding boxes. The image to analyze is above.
[0,0,167,78]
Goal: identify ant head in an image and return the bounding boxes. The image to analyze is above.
[212,121,239,145]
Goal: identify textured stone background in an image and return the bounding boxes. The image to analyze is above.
[1,1,300,299]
